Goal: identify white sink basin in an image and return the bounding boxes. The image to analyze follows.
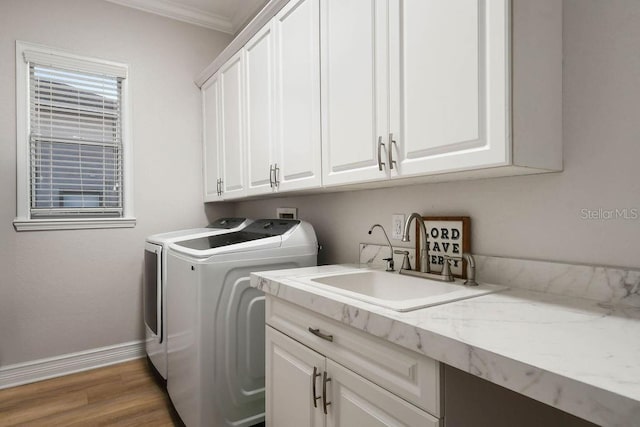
[304,269,506,312]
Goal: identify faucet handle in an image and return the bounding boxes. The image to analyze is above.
[442,256,454,281]
[382,257,395,272]
[393,250,412,271]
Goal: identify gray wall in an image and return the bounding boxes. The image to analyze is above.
[234,0,640,270]
[0,0,232,366]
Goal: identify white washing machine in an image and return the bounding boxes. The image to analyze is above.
[166,219,318,427]
[143,218,253,380]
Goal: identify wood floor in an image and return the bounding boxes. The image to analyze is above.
[0,359,181,426]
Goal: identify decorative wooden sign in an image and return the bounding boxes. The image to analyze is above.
[415,216,471,278]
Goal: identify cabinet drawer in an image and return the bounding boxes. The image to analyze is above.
[266,296,442,416]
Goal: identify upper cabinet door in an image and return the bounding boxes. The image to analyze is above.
[245,24,276,196]
[202,74,222,202]
[273,0,322,192]
[389,0,509,177]
[321,0,390,186]
[219,51,246,199]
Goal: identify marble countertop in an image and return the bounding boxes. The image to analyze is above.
[251,264,640,427]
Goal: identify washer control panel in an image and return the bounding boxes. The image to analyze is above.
[244,219,300,236]
[208,217,248,229]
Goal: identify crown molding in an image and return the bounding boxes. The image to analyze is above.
[195,0,290,87]
[104,0,235,34]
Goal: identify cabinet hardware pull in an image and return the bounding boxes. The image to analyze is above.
[219,179,223,195]
[322,371,332,415]
[377,136,386,171]
[216,178,221,196]
[269,164,274,188]
[308,327,333,342]
[274,163,280,187]
[312,366,321,408]
[388,133,397,170]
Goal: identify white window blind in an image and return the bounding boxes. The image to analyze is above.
[29,63,124,218]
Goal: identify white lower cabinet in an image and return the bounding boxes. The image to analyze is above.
[265,296,442,426]
[266,326,328,427]
[326,359,439,427]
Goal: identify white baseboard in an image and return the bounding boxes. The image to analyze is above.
[0,340,145,390]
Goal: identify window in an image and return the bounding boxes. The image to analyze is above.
[14,41,134,230]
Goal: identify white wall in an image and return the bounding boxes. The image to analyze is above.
[234,0,640,270]
[0,0,232,366]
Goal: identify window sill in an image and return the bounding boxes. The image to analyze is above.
[13,217,136,231]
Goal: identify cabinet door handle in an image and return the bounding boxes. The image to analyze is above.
[219,179,223,195]
[308,327,333,342]
[322,371,332,415]
[388,133,397,170]
[274,163,280,187]
[269,164,274,188]
[312,366,321,408]
[377,136,386,171]
[216,178,221,196]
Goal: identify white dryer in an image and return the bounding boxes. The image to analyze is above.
[143,218,252,380]
[166,219,318,427]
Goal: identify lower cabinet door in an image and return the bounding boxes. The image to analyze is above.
[325,359,440,427]
[266,326,326,427]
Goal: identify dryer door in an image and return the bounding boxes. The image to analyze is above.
[144,242,162,341]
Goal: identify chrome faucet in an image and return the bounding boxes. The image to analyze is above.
[401,213,430,273]
[368,224,394,272]
[443,253,478,286]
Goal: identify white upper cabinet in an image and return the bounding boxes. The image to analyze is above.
[321,0,390,186]
[389,0,508,177]
[200,0,561,200]
[244,0,322,197]
[202,73,222,202]
[219,51,246,199]
[319,0,561,188]
[322,0,510,186]
[273,0,322,192]
[245,24,276,196]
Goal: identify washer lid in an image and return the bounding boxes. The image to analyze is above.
[173,219,300,252]
[146,218,252,245]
